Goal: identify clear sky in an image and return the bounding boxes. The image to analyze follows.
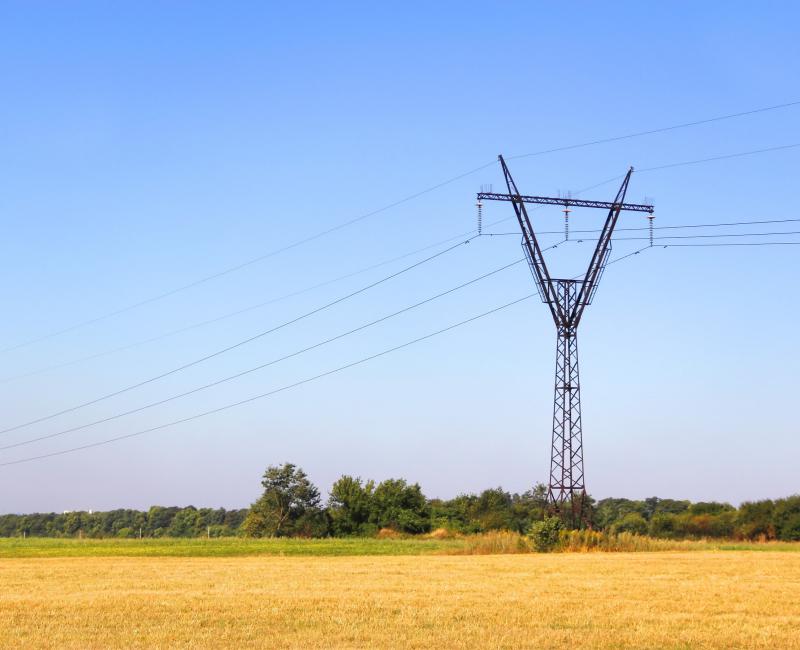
[0,2,798,512]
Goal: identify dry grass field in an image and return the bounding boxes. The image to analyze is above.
[2,551,800,649]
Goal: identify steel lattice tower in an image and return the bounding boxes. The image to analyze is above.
[478,156,653,524]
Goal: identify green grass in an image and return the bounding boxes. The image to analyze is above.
[1,536,798,558]
[0,536,468,558]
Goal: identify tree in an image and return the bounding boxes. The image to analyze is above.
[328,476,375,536]
[689,501,734,516]
[510,484,550,533]
[243,463,325,537]
[611,512,648,535]
[472,488,515,531]
[147,506,179,536]
[430,494,480,533]
[774,495,800,541]
[168,507,201,537]
[369,479,430,534]
[737,500,775,540]
[649,512,678,538]
[594,498,646,530]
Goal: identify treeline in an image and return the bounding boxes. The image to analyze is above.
[0,506,248,538]
[594,496,800,541]
[2,463,799,541]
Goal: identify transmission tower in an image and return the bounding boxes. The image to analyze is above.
[478,156,653,525]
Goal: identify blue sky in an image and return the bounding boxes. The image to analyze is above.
[0,2,798,512]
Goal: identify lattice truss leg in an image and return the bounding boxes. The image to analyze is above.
[547,281,586,519]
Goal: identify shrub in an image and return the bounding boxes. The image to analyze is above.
[426,527,458,540]
[557,530,698,552]
[528,516,563,552]
[461,531,530,554]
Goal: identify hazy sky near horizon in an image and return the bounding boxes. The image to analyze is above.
[0,2,798,512]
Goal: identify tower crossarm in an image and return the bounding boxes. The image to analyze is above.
[477,192,653,214]
[497,155,566,327]
[569,168,634,328]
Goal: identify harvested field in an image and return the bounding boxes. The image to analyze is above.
[2,551,799,648]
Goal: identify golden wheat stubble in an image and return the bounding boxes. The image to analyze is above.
[1,552,799,648]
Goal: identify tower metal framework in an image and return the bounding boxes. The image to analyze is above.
[478,156,653,524]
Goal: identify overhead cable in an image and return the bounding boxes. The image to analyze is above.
[0,258,528,452]
[0,238,473,436]
[6,100,797,353]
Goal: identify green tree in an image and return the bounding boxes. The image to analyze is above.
[611,512,648,535]
[472,488,514,531]
[147,506,179,536]
[168,507,201,537]
[737,500,775,539]
[243,463,325,537]
[689,501,734,516]
[594,498,646,530]
[328,476,375,536]
[649,512,678,538]
[369,479,430,534]
[510,485,549,533]
[774,495,800,541]
[430,494,480,533]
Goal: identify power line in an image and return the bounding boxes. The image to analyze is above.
[17,213,781,385]
[506,100,800,161]
[0,238,474,437]
[0,258,528,452]
[638,218,800,232]
[638,142,800,173]
[482,217,800,237]
[0,295,536,467]
[662,241,800,248]
[616,230,800,242]
[0,173,606,384]
[0,234,650,466]
[0,229,479,385]
[9,209,796,386]
[10,170,733,386]
[605,246,653,266]
[0,166,496,356]
[1,136,795,442]
[5,100,797,354]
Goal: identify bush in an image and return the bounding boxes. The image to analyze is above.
[528,517,563,552]
[557,530,698,552]
[461,531,529,554]
[426,527,458,540]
